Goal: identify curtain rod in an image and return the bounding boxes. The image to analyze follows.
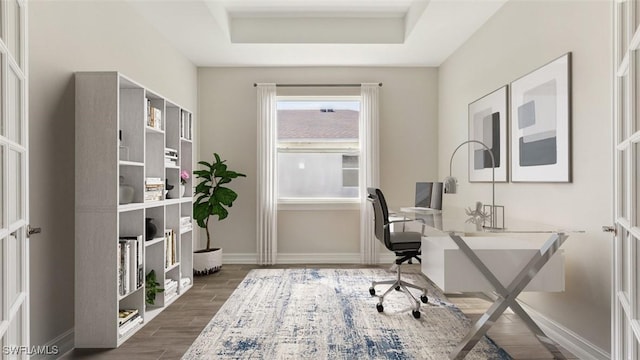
[253,83,382,88]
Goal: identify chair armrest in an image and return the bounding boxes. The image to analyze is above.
[386,218,427,235]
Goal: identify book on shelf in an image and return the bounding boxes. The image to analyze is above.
[164,278,178,291]
[164,278,178,301]
[118,309,139,326]
[180,111,192,140]
[146,99,163,130]
[144,191,163,201]
[118,235,143,296]
[164,148,178,158]
[145,177,163,185]
[118,314,143,336]
[164,148,179,167]
[164,229,177,268]
[180,216,192,233]
[145,177,165,201]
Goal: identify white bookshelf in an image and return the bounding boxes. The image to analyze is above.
[74,72,194,348]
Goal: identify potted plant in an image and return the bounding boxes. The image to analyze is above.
[193,153,246,275]
[180,170,190,197]
[145,269,164,305]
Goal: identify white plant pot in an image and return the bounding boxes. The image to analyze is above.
[193,248,222,276]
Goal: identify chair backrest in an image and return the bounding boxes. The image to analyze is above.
[367,187,391,249]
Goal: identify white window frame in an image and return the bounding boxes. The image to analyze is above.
[276,95,361,210]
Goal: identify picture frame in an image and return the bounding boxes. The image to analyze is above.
[468,85,509,183]
[510,53,572,182]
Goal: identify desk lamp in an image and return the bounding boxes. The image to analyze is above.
[443,140,504,229]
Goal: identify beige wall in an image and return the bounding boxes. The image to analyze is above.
[29,1,197,348]
[439,0,611,352]
[198,67,438,258]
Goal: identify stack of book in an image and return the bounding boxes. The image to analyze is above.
[164,229,177,268]
[164,278,178,302]
[117,236,143,297]
[180,216,192,233]
[164,148,178,167]
[118,308,143,337]
[145,177,164,201]
[180,111,192,140]
[146,99,162,130]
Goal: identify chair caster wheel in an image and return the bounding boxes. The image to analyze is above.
[369,287,376,296]
[412,310,421,319]
[376,303,384,313]
[395,286,401,291]
[420,295,428,303]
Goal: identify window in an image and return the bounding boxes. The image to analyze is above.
[277,97,360,202]
[342,155,359,187]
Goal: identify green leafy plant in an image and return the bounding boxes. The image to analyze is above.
[145,269,164,305]
[193,153,246,251]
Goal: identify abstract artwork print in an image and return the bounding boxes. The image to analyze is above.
[510,53,571,182]
[517,79,557,167]
[468,86,508,182]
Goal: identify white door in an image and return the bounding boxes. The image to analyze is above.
[0,0,28,359]
[613,0,640,358]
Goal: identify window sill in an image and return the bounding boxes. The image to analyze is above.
[278,198,360,211]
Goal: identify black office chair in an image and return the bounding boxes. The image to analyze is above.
[367,187,428,319]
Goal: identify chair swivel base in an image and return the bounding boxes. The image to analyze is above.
[369,265,428,319]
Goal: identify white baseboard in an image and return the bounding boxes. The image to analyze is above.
[516,301,610,360]
[31,328,74,360]
[223,253,257,264]
[223,252,398,265]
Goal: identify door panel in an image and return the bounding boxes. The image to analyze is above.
[614,0,640,358]
[0,0,28,357]
[0,145,3,230]
[5,0,20,69]
[7,231,22,307]
[7,63,20,145]
[7,149,20,224]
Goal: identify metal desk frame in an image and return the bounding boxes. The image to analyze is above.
[400,207,575,360]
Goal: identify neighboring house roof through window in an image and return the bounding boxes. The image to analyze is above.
[277,109,358,141]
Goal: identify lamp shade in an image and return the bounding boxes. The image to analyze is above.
[443,176,457,194]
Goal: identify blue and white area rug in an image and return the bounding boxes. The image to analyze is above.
[183,268,511,359]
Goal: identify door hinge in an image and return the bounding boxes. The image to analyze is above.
[28,225,41,237]
[602,225,616,235]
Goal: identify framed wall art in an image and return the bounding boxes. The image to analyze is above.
[510,53,572,182]
[468,85,509,182]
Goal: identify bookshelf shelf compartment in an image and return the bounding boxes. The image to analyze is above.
[118,202,146,212]
[119,160,144,167]
[145,126,164,135]
[145,237,165,247]
[75,72,194,349]
[165,262,180,273]
[118,285,144,302]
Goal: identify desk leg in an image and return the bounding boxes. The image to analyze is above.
[448,233,568,360]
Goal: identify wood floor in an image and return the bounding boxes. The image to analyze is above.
[60,264,577,360]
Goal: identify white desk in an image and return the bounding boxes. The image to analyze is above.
[399,207,582,360]
[421,236,564,293]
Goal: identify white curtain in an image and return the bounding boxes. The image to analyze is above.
[359,83,380,264]
[256,84,278,265]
